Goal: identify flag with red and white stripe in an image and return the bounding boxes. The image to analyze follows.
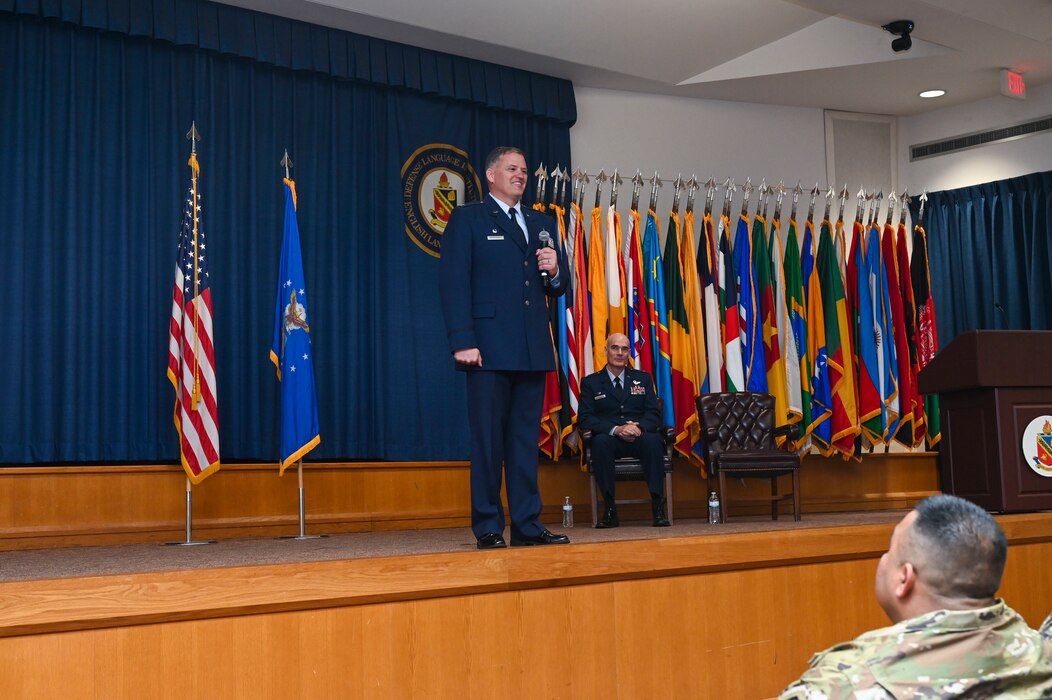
[167,151,220,483]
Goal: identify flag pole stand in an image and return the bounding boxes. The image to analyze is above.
[279,460,327,540]
[164,477,217,546]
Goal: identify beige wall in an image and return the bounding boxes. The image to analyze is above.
[570,87,829,221]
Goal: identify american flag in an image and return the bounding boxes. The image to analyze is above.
[167,153,220,483]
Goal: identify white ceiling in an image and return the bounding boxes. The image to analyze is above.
[217,0,1052,116]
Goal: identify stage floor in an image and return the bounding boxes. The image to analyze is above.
[0,510,905,582]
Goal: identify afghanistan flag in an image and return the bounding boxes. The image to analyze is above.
[912,222,941,447]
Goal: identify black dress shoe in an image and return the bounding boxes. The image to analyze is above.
[652,498,671,527]
[595,506,619,529]
[477,532,507,549]
[510,529,570,546]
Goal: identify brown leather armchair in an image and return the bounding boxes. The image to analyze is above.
[697,392,801,522]
[580,401,675,526]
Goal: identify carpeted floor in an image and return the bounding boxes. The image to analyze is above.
[0,510,905,583]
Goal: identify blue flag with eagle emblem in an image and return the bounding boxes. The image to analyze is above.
[270,178,321,474]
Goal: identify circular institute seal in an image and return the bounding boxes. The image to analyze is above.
[401,144,482,257]
[1021,415,1052,478]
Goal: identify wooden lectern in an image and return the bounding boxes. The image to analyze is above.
[917,330,1052,512]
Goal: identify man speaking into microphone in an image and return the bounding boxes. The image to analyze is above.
[439,146,570,549]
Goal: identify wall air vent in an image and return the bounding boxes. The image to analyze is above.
[910,114,1052,161]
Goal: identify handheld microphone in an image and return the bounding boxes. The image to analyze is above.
[538,230,552,286]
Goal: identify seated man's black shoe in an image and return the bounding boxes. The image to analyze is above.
[510,529,570,546]
[476,532,507,549]
[652,497,671,527]
[595,506,619,529]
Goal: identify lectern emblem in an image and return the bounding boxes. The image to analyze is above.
[1021,416,1052,477]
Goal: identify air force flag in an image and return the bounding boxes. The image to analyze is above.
[270,179,321,474]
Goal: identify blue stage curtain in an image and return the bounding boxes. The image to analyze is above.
[915,171,1052,348]
[0,0,576,124]
[0,3,574,463]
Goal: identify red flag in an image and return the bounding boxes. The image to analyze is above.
[538,361,563,459]
[896,221,924,447]
[167,150,220,483]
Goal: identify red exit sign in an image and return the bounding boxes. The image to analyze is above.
[1000,69,1026,100]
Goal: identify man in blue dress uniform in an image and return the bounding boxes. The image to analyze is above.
[439,146,570,549]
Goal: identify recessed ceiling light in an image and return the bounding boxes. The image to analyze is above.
[919,89,946,98]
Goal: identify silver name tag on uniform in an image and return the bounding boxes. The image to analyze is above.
[487,235,504,240]
[594,393,606,400]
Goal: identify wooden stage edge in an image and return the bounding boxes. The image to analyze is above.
[2,512,1051,640]
[3,512,1051,698]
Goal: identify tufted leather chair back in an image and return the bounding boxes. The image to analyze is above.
[698,392,776,451]
[695,391,802,522]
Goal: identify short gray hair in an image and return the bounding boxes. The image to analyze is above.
[485,146,526,172]
[907,494,1007,599]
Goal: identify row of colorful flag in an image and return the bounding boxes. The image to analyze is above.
[167,138,320,484]
[535,173,942,469]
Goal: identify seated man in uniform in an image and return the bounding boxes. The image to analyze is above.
[780,494,1052,699]
[578,333,668,528]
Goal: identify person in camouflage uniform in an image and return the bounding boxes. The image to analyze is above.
[780,494,1052,699]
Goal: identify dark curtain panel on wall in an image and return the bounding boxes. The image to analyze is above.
[0,0,575,463]
[913,170,1052,349]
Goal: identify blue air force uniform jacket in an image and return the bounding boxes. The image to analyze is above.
[578,367,662,435]
[439,199,568,372]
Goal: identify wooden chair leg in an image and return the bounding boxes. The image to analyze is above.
[718,472,728,523]
[664,471,674,525]
[771,476,779,521]
[793,469,801,521]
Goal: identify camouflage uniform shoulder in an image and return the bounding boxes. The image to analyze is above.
[1041,612,1052,642]
[778,633,893,700]
[779,603,1052,700]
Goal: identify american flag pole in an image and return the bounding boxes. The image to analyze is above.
[188,123,203,409]
[164,121,217,546]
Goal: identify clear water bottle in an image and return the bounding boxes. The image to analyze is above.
[562,496,574,528]
[708,491,721,524]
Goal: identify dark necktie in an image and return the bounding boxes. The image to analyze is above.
[613,376,623,399]
[509,207,527,243]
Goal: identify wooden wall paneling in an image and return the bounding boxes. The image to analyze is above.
[0,452,940,550]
